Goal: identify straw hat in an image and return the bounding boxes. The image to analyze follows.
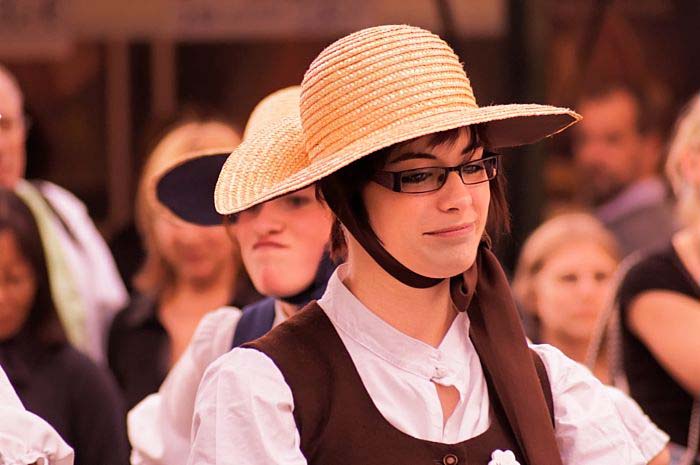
[213,24,580,216]
[243,86,301,139]
[156,86,301,224]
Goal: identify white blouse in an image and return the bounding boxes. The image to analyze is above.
[0,364,74,465]
[186,266,655,465]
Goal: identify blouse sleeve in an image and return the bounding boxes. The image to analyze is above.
[128,307,241,465]
[602,385,669,462]
[530,343,647,465]
[188,348,307,465]
[0,366,75,465]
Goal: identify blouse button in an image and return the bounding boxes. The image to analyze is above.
[442,453,459,465]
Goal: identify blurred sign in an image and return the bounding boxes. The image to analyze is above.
[0,0,72,59]
[1,0,505,45]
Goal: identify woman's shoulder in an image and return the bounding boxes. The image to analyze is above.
[189,306,242,366]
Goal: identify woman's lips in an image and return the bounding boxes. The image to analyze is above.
[253,240,287,250]
[424,223,475,238]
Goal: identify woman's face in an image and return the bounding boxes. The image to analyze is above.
[533,241,617,342]
[361,129,490,278]
[0,231,36,340]
[152,211,235,286]
[230,186,333,298]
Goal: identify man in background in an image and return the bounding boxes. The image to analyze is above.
[0,63,127,363]
[573,83,676,256]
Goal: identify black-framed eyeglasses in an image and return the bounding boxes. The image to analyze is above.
[372,153,500,193]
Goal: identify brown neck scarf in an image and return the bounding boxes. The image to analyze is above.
[454,244,564,465]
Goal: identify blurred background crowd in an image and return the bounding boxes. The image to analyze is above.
[1,1,699,464]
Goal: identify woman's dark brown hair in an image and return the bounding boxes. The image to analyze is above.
[0,188,67,347]
[317,125,510,261]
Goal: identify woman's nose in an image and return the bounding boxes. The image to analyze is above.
[437,170,473,211]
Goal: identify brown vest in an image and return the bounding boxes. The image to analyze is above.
[245,303,554,465]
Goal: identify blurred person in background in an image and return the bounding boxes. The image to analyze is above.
[514,213,620,380]
[0,188,128,465]
[572,82,676,256]
[513,212,670,465]
[0,63,128,363]
[127,86,336,465]
[617,93,700,464]
[107,119,255,410]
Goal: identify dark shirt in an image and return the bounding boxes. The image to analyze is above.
[108,289,259,410]
[618,244,697,446]
[108,293,169,410]
[0,333,129,465]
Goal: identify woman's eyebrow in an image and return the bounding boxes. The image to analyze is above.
[387,152,437,164]
[388,143,483,164]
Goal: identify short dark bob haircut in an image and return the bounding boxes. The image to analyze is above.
[317,125,510,261]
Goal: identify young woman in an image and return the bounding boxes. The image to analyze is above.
[0,189,129,465]
[107,119,255,410]
[617,93,700,464]
[189,26,646,465]
[513,212,670,465]
[126,87,335,465]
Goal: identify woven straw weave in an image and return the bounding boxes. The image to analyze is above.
[243,86,301,139]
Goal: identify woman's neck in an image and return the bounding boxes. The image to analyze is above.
[163,261,236,316]
[277,300,299,319]
[343,247,457,348]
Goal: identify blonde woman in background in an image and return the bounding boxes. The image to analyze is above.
[617,94,700,464]
[513,212,670,465]
[513,213,620,381]
[107,119,252,410]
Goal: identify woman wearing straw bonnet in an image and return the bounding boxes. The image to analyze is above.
[189,25,646,465]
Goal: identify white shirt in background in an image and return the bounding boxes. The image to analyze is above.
[39,181,128,363]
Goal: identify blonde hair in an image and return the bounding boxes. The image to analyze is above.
[512,212,621,314]
[133,119,241,294]
[666,94,700,226]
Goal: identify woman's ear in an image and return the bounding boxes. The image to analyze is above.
[679,150,700,187]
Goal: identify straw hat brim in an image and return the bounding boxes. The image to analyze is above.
[214,103,580,215]
[156,150,229,225]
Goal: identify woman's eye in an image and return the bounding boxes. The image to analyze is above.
[462,163,485,175]
[594,271,611,282]
[285,195,311,208]
[558,273,578,283]
[400,170,434,185]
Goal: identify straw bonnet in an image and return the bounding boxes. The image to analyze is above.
[213,24,581,216]
[156,86,301,224]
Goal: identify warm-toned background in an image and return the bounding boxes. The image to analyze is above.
[2,0,699,268]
